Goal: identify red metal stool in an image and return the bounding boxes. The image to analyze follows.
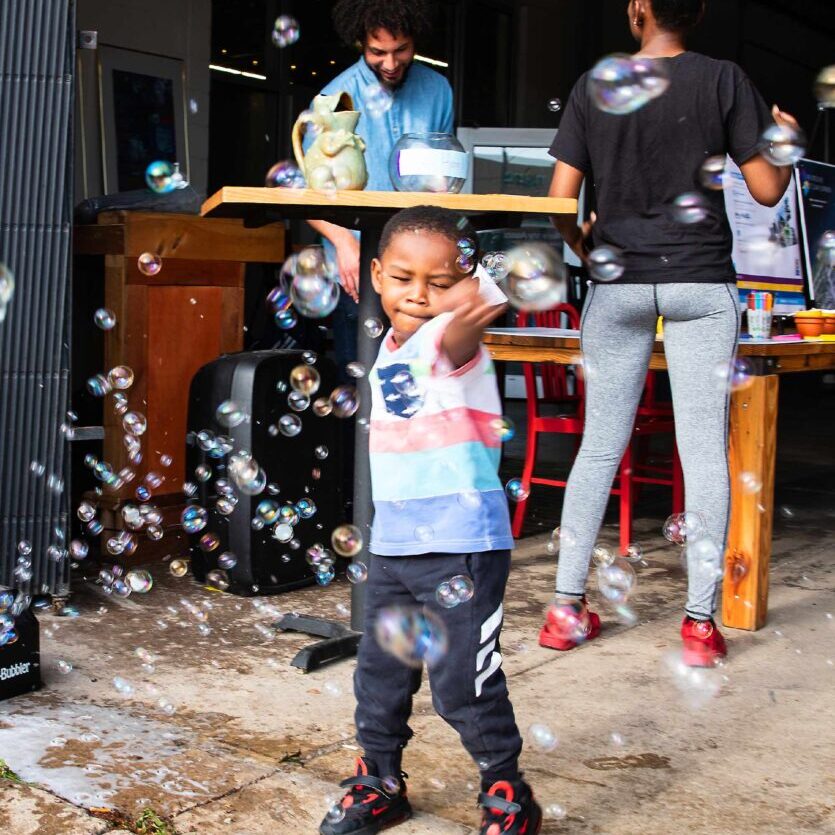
[511,309,684,551]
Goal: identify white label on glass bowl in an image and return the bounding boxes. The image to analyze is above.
[398,148,469,179]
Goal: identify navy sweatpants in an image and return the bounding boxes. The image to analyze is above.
[354,551,523,784]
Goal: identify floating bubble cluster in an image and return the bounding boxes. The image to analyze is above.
[589,53,670,115]
[663,511,707,546]
[434,574,475,608]
[672,192,709,224]
[282,247,341,319]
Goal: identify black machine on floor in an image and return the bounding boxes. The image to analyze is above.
[0,608,42,702]
[186,350,345,598]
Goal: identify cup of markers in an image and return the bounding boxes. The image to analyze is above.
[746,291,773,339]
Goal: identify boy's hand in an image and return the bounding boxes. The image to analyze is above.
[439,278,508,369]
[772,105,800,132]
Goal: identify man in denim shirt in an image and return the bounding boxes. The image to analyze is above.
[307,0,454,376]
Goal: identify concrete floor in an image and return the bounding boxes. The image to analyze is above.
[1,375,833,834]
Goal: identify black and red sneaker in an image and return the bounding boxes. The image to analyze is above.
[319,757,412,835]
[478,779,542,835]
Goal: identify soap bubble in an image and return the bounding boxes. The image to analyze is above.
[714,357,753,393]
[449,574,474,603]
[544,803,567,820]
[56,659,73,674]
[290,364,320,395]
[314,445,329,460]
[113,676,135,695]
[199,532,220,552]
[814,65,835,106]
[435,581,458,608]
[364,317,384,338]
[592,544,615,567]
[346,361,366,378]
[69,539,89,560]
[107,365,134,390]
[278,413,302,437]
[86,374,111,397]
[597,557,636,604]
[137,252,162,276]
[364,81,394,118]
[589,53,669,115]
[330,385,359,418]
[332,524,363,557]
[217,552,237,570]
[77,501,96,522]
[195,464,211,482]
[228,452,267,495]
[689,537,724,584]
[123,411,147,436]
[673,192,709,224]
[529,723,558,752]
[181,505,208,534]
[588,246,625,282]
[481,251,510,281]
[547,97,562,113]
[275,309,297,329]
[285,248,341,318]
[311,397,331,417]
[760,123,806,167]
[296,497,316,519]
[544,597,590,643]
[346,561,368,583]
[489,416,515,442]
[0,263,14,321]
[661,650,722,709]
[505,478,529,502]
[169,559,189,577]
[216,400,246,428]
[316,565,336,585]
[375,606,449,668]
[145,160,176,193]
[739,471,762,494]
[699,155,728,190]
[206,569,230,591]
[271,15,300,48]
[623,543,643,563]
[287,391,310,412]
[265,159,306,188]
[126,569,153,593]
[500,243,567,311]
[94,308,116,330]
[414,525,434,543]
[662,511,707,545]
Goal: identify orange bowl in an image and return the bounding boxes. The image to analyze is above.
[822,315,835,335]
[794,316,824,337]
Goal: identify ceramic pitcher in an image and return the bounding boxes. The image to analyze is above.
[291,92,368,191]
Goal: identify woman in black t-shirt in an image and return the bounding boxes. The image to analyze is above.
[540,0,800,666]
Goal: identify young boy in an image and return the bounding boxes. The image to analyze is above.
[319,206,541,835]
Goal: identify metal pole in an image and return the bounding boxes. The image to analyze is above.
[350,224,385,632]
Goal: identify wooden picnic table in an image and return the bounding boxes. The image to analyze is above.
[483,327,835,631]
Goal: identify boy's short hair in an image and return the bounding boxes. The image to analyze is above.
[378,206,479,274]
[650,0,705,32]
[332,0,432,48]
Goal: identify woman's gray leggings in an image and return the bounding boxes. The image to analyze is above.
[556,282,740,620]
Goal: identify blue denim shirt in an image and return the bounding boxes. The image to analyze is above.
[308,58,454,269]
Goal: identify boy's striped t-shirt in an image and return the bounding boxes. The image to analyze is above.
[368,312,513,556]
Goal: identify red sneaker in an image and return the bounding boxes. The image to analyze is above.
[680,617,727,667]
[539,598,601,651]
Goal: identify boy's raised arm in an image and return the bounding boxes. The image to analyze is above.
[440,279,508,369]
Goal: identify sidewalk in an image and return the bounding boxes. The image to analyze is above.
[1,511,833,834]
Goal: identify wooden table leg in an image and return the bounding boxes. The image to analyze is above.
[722,374,779,630]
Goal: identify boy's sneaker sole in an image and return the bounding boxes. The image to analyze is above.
[318,800,412,835]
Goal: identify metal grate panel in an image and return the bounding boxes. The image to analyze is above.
[0,0,75,594]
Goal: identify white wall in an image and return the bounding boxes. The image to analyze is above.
[74,0,211,201]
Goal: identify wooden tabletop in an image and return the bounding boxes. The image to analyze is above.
[483,328,835,374]
[201,187,578,219]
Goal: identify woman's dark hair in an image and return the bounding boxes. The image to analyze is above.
[650,0,705,32]
[332,0,432,48]
[379,206,479,272]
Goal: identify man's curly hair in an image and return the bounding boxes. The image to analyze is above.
[331,0,432,48]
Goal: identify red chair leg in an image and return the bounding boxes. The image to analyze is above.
[619,444,634,554]
[511,425,539,538]
[672,442,685,514]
